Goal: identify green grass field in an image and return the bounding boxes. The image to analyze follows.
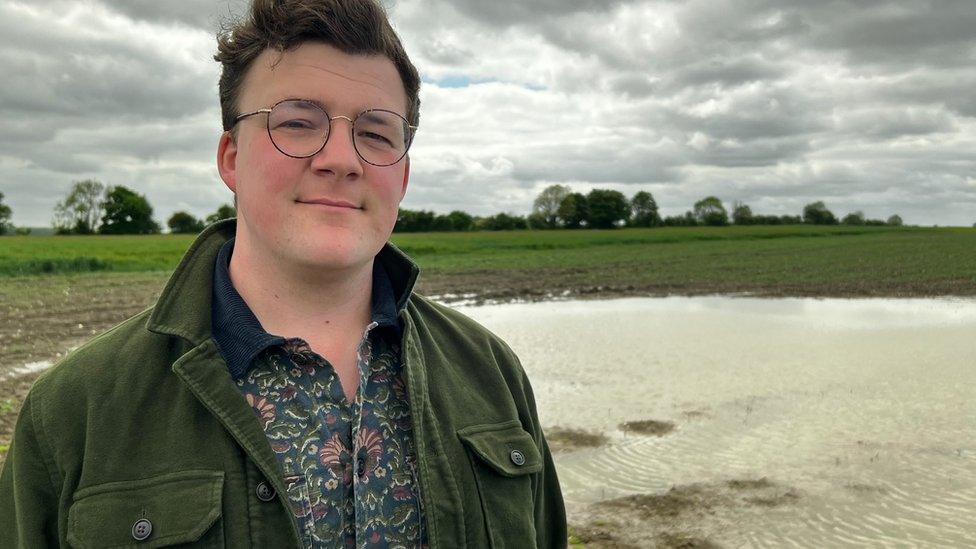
[2,226,975,296]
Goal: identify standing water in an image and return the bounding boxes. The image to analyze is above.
[454,297,976,547]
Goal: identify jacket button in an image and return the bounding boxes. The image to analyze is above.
[131,518,152,541]
[256,481,276,502]
[510,449,526,466]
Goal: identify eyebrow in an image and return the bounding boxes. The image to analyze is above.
[358,111,396,126]
[283,98,404,121]
[285,98,328,111]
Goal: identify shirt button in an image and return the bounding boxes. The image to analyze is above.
[510,449,526,466]
[256,481,276,502]
[131,518,152,541]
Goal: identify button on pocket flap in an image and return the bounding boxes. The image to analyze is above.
[458,421,542,477]
[67,470,224,549]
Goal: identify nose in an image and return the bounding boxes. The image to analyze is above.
[309,116,363,180]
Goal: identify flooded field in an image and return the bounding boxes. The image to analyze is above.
[454,297,976,547]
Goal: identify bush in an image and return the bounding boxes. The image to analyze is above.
[802,201,838,225]
[167,211,205,234]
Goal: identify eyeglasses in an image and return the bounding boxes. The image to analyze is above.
[234,99,418,167]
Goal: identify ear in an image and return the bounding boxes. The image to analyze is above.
[398,156,410,203]
[217,131,239,194]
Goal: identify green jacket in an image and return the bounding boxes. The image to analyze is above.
[0,221,566,548]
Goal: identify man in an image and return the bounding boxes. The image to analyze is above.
[0,0,566,547]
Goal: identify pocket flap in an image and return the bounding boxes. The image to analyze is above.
[458,420,542,477]
[67,470,224,549]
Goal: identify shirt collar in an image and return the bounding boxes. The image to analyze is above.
[211,237,403,381]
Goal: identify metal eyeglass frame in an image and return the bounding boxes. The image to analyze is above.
[233,98,418,167]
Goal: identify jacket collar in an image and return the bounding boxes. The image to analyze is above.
[146,219,421,347]
[211,237,403,380]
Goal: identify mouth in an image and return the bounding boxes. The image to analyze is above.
[297,198,362,210]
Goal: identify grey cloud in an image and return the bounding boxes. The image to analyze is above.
[420,38,475,66]
[509,141,684,185]
[606,73,658,97]
[446,0,628,27]
[665,87,829,143]
[688,136,812,168]
[668,56,787,91]
[100,0,247,30]
[838,107,958,139]
[874,71,976,118]
[803,1,976,68]
[0,16,215,122]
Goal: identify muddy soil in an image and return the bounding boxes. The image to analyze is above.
[570,477,800,548]
[621,419,677,437]
[546,426,610,453]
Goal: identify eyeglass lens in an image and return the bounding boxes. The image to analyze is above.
[267,99,411,166]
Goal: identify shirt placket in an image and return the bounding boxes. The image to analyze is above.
[350,321,378,546]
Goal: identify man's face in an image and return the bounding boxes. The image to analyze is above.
[217,42,410,272]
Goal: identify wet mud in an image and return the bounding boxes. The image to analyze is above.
[620,419,677,437]
[572,478,800,548]
[546,426,610,453]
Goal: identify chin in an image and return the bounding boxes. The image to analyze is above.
[291,240,374,271]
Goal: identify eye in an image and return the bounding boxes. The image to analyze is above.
[276,118,317,131]
[357,130,394,147]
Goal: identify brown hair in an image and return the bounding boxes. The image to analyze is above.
[214,0,421,131]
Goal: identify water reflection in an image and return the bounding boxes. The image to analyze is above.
[453,296,976,547]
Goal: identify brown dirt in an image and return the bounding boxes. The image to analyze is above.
[570,523,723,549]
[0,273,167,462]
[621,419,677,437]
[572,478,801,547]
[546,426,610,453]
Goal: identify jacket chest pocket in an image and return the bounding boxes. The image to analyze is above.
[66,470,225,548]
[458,421,542,549]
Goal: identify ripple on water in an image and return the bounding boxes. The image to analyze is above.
[457,297,976,547]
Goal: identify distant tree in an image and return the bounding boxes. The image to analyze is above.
[480,212,528,231]
[841,211,866,225]
[887,215,903,227]
[14,227,31,235]
[445,210,473,231]
[731,201,754,225]
[0,192,12,235]
[53,179,105,234]
[586,189,630,229]
[693,196,729,226]
[100,186,161,234]
[395,209,436,232]
[205,203,236,225]
[532,184,571,228]
[167,211,205,234]
[663,211,699,227]
[802,201,838,225]
[526,212,548,229]
[431,214,454,232]
[630,191,661,227]
[557,193,589,229]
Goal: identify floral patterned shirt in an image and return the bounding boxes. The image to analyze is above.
[211,239,427,548]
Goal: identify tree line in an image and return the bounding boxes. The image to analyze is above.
[0,179,236,235]
[0,180,936,237]
[394,184,905,232]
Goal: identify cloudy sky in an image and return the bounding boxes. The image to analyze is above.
[2,0,975,228]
